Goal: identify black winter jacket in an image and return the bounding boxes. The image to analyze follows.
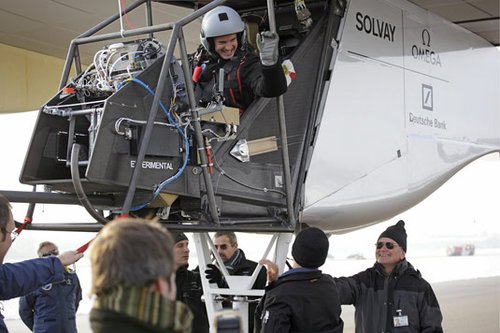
[194,48,287,110]
[176,265,209,333]
[254,268,344,333]
[218,249,267,333]
[335,260,443,333]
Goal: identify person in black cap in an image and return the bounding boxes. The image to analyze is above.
[254,227,344,333]
[334,220,443,333]
[170,231,209,333]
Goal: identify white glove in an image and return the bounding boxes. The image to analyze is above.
[256,31,279,66]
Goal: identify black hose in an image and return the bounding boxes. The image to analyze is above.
[70,143,108,225]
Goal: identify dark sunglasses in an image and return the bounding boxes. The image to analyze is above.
[376,242,398,250]
[214,244,228,250]
[41,250,59,257]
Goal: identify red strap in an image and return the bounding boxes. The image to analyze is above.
[76,238,95,254]
[206,144,213,174]
[228,56,246,111]
[13,216,33,239]
[192,66,202,83]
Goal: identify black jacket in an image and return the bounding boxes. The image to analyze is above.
[254,268,344,333]
[218,249,267,333]
[176,266,209,333]
[194,48,287,110]
[335,260,443,333]
[223,249,267,287]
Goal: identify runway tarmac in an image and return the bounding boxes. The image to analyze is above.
[5,276,499,332]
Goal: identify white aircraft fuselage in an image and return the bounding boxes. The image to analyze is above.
[303,0,500,232]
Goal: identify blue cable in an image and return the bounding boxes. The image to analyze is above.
[121,77,190,211]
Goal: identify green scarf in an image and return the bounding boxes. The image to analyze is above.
[93,285,193,333]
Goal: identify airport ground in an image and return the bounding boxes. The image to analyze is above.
[5,276,499,333]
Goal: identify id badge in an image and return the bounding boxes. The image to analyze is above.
[393,315,409,327]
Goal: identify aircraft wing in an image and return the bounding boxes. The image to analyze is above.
[161,0,500,46]
[0,1,497,67]
[409,0,499,46]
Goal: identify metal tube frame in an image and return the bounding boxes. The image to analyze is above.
[266,0,296,228]
[119,0,228,220]
[59,0,146,89]
[21,0,298,231]
[0,191,115,206]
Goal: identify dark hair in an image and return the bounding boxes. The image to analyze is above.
[0,195,12,242]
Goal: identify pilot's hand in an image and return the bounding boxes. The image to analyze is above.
[256,31,279,66]
[57,251,84,267]
[205,263,224,286]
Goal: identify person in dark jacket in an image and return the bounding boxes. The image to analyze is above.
[205,231,267,333]
[335,220,443,333]
[171,231,209,333]
[193,5,287,112]
[19,241,82,333]
[0,195,83,333]
[255,227,344,333]
[89,218,193,333]
[205,231,267,287]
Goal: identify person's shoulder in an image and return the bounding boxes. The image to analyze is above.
[242,256,257,268]
[403,261,426,280]
[187,267,201,280]
[399,264,435,289]
[320,272,335,281]
[241,256,265,271]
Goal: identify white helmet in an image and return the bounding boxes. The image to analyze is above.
[200,6,245,53]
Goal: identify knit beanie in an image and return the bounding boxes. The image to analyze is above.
[378,220,407,252]
[291,227,329,268]
[170,231,188,244]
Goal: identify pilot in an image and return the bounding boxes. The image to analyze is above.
[171,231,209,333]
[192,5,287,112]
[19,241,82,333]
[204,231,267,333]
[255,227,344,333]
[334,220,443,333]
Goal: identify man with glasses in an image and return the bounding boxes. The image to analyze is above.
[205,231,267,287]
[334,220,443,333]
[19,241,82,333]
[0,195,83,332]
[205,231,266,333]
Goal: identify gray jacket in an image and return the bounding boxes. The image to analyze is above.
[335,260,443,333]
